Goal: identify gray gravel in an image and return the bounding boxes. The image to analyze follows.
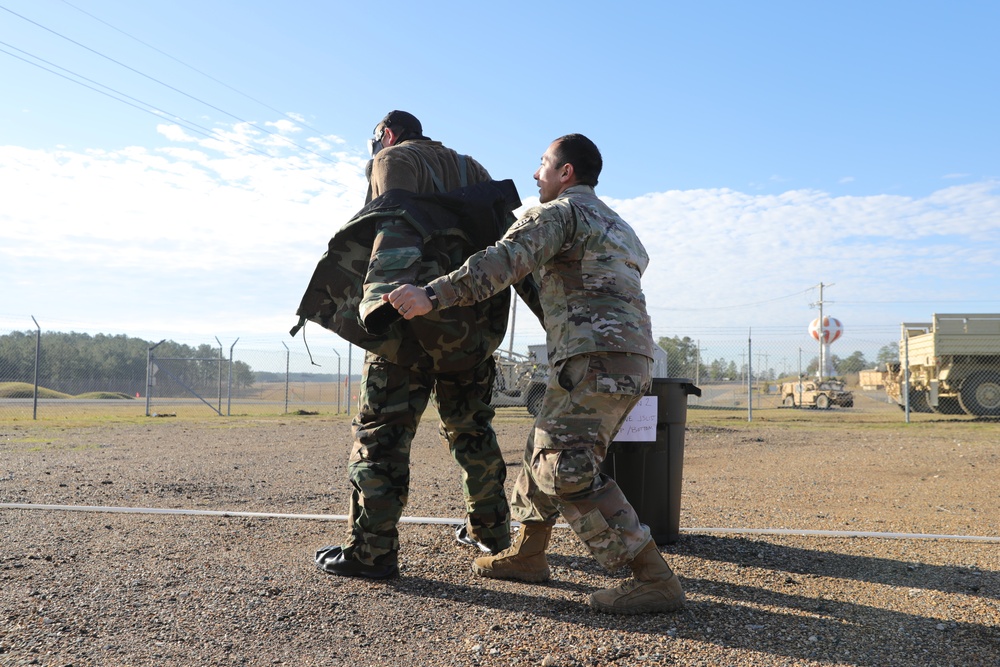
[1,412,998,666]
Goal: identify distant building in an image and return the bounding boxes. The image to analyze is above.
[858,369,886,391]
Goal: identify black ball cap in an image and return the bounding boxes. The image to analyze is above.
[376,110,424,137]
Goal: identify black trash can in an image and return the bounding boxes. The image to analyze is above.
[600,377,701,545]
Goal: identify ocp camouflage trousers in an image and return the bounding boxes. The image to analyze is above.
[510,352,653,571]
[343,351,510,565]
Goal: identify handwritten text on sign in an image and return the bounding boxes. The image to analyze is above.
[613,396,657,442]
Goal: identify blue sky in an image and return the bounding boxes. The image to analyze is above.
[2,0,999,359]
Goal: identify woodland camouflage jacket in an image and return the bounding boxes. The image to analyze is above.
[292,180,540,372]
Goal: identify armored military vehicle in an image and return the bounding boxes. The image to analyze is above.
[780,378,854,409]
[884,313,1000,416]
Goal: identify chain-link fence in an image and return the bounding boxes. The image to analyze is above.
[0,328,363,419]
[2,316,999,420]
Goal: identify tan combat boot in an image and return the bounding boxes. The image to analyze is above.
[471,522,552,582]
[589,541,685,614]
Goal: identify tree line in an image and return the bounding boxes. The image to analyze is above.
[657,335,899,382]
[0,331,254,397]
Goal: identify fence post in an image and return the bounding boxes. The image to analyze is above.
[31,316,40,420]
[332,348,342,414]
[215,337,224,414]
[903,326,911,424]
[226,338,239,416]
[348,344,353,413]
[282,342,290,414]
[145,339,165,417]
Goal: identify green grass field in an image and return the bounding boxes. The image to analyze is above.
[2,379,992,428]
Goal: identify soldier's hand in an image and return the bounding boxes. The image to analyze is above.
[384,285,432,319]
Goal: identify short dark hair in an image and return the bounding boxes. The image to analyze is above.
[553,133,602,187]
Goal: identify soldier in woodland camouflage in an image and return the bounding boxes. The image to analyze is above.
[299,111,539,580]
[386,134,686,614]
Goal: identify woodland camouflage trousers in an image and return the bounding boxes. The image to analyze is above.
[342,351,510,565]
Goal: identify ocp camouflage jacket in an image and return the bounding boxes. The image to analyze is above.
[428,185,656,366]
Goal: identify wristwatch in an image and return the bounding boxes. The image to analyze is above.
[424,285,439,309]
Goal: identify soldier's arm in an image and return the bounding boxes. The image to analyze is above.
[428,207,568,311]
[359,219,423,332]
[513,275,544,323]
[383,203,569,322]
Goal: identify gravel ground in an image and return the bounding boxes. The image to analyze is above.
[1,411,998,666]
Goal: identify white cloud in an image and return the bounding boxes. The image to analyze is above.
[156,123,194,143]
[3,123,999,349]
[0,126,368,341]
[604,180,1000,334]
[265,119,300,134]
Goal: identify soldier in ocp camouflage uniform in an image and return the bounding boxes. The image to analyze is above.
[385,134,686,614]
[297,111,541,580]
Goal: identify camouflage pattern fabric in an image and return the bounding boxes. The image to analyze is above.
[510,352,654,572]
[342,351,511,565]
[292,168,541,567]
[421,183,659,571]
[291,180,528,373]
[428,184,655,366]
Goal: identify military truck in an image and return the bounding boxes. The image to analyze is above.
[780,378,854,409]
[884,313,1000,416]
[489,346,548,416]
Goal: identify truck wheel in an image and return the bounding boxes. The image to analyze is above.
[958,372,1000,416]
[525,384,545,416]
[782,395,796,407]
[907,389,932,413]
[929,396,964,415]
[815,394,830,409]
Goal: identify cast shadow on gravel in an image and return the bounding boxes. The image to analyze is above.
[680,534,997,600]
[677,576,999,666]
[382,568,998,667]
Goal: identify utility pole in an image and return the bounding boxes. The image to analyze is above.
[508,297,517,357]
[810,282,834,380]
[747,329,753,422]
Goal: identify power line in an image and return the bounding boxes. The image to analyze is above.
[650,287,1000,313]
[0,43,346,187]
[838,299,1000,305]
[2,41,201,132]
[648,285,817,311]
[0,44,259,159]
[57,0,328,138]
[0,3,339,166]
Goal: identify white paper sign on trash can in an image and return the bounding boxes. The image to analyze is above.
[613,395,657,442]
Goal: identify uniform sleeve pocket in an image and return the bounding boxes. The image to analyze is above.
[371,247,421,273]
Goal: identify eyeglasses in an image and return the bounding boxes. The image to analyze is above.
[367,126,386,157]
